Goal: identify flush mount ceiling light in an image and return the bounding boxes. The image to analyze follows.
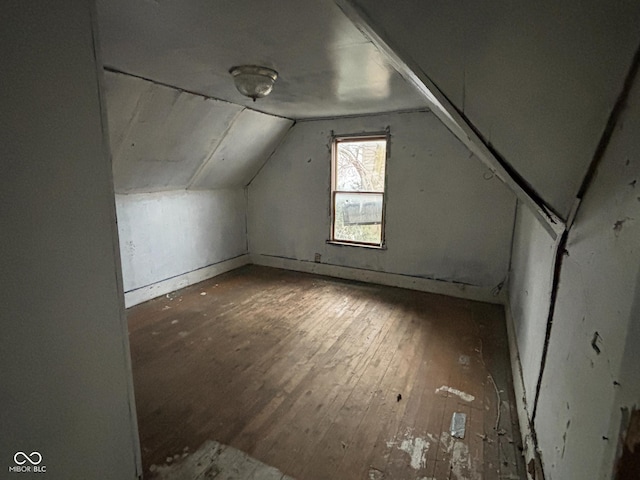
[229,65,278,101]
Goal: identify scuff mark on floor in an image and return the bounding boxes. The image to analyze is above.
[435,385,475,402]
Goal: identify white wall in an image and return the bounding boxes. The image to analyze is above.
[0,2,139,479]
[116,190,248,305]
[248,111,516,293]
[509,202,557,410]
[509,68,640,478]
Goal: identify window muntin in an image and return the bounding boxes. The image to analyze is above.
[331,136,387,247]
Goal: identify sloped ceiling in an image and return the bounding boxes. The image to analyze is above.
[348,0,640,219]
[99,0,640,210]
[97,0,431,193]
[104,71,293,193]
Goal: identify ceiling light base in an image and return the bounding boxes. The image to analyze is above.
[229,65,278,101]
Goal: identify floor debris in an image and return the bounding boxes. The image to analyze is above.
[451,412,467,439]
[475,433,494,443]
[149,440,295,480]
[368,467,385,480]
[435,385,475,402]
[386,428,430,470]
[458,355,470,366]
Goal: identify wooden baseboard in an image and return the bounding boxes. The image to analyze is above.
[251,254,505,305]
[123,254,250,308]
[504,299,538,479]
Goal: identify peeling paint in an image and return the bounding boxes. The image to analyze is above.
[439,432,480,480]
[368,467,384,480]
[386,429,430,471]
[149,439,294,480]
[435,385,475,402]
[613,217,634,235]
[399,437,429,469]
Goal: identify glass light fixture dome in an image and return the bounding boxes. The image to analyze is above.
[229,65,278,101]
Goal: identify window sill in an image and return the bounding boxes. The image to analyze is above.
[326,240,387,250]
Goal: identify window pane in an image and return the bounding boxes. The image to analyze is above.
[334,192,383,244]
[336,139,386,192]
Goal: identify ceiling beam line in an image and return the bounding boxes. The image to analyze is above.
[245,121,297,188]
[334,0,565,239]
[461,108,564,222]
[296,107,430,123]
[185,108,245,191]
[102,65,294,122]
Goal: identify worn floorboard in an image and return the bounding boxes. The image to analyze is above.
[127,265,525,479]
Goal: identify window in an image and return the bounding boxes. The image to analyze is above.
[331,134,387,247]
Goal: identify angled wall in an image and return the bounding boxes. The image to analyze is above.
[104,71,242,193]
[0,2,140,478]
[534,68,640,479]
[350,0,640,219]
[509,62,640,478]
[103,71,293,305]
[103,71,293,193]
[509,203,556,414]
[248,110,516,300]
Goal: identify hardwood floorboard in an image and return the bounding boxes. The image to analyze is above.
[127,265,526,479]
[275,302,400,477]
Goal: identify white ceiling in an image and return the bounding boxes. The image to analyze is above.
[96,0,429,120]
[99,0,640,215]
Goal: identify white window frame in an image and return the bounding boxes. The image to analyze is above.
[329,132,389,248]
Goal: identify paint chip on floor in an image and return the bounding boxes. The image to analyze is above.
[368,467,384,479]
[386,428,430,470]
[148,440,296,480]
[435,385,475,402]
[450,412,467,439]
[438,432,480,480]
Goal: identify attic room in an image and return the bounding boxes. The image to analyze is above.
[2,1,640,479]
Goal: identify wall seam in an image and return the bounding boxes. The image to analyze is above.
[528,40,640,479]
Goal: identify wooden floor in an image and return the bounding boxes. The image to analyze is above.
[127,265,526,479]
